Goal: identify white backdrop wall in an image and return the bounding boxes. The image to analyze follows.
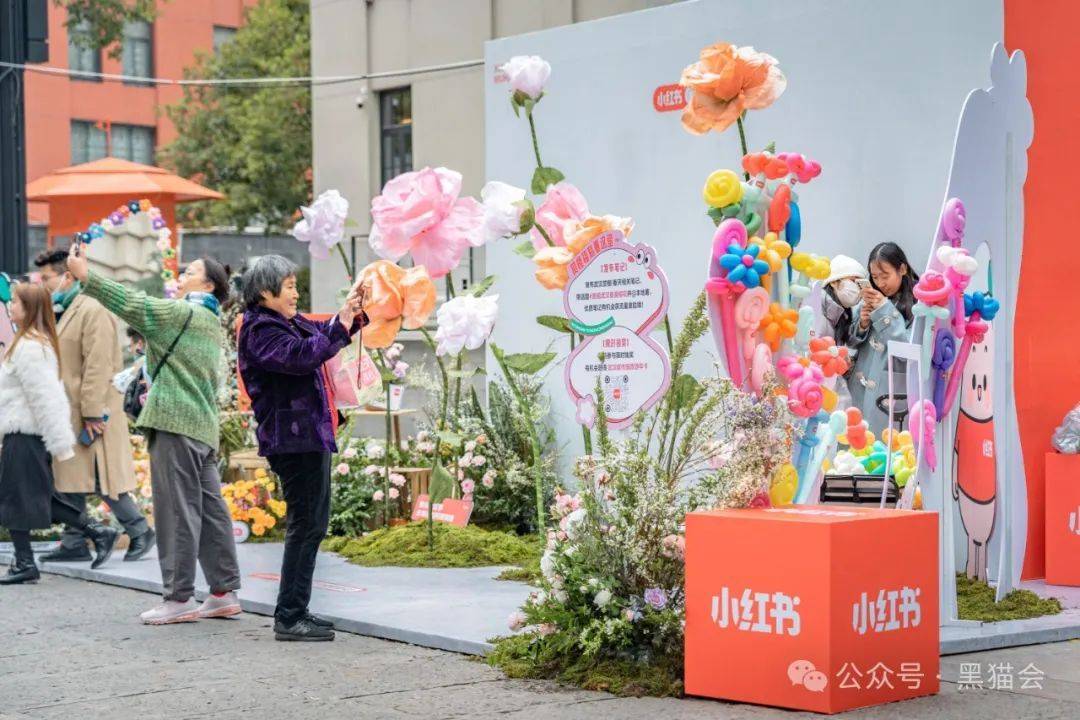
[484,0,1003,473]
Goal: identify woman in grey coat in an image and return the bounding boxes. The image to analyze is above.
[847,242,919,434]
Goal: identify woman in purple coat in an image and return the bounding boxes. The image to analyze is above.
[238,255,364,641]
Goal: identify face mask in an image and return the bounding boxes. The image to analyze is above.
[835,280,861,308]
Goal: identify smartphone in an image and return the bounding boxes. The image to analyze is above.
[78,413,109,446]
[855,278,871,289]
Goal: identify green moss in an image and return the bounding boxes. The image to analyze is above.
[956,574,1063,622]
[495,558,541,584]
[487,634,683,698]
[325,522,542,569]
[321,536,349,553]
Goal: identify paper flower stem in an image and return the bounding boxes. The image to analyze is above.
[528,111,544,170]
[533,221,555,247]
[736,116,750,180]
[334,242,354,280]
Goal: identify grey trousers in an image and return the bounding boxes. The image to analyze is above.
[148,430,241,602]
[59,491,150,549]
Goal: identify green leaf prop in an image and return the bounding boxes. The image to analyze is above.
[670,374,704,412]
[531,166,566,195]
[502,351,557,375]
[429,462,455,504]
[513,239,537,259]
[536,315,573,333]
[468,274,497,297]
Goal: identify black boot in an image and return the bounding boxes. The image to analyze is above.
[85,524,119,570]
[124,528,156,562]
[0,552,40,585]
[40,543,92,563]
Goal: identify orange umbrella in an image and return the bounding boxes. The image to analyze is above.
[26,157,223,241]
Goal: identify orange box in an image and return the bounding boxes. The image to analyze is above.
[1045,453,1080,586]
[685,506,939,714]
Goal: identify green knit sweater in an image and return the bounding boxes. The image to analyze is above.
[84,272,223,450]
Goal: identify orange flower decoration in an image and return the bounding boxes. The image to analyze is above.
[355,260,436,348]
[533,246,575,290]
[759,302,798,352]
[808,336,850,378]
[679,43,787,135]
[768,183,792,233]
[563,214,635,255]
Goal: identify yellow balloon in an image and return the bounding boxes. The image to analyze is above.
[822,386,838,412]
[769,463,798,506]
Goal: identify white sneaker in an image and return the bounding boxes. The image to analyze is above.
[198,591,242,619]
[141,599,199,625]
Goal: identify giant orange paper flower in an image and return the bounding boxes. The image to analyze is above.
[533,246,574,290]
[563,214,635,255]
[355,260,436,348]
[679,43,787,135]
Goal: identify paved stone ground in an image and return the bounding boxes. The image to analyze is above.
[1,576,1078,720]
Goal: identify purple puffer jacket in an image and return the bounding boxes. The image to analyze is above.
[238,305,363,456]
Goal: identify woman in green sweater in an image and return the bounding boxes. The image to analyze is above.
[67,245,241,626]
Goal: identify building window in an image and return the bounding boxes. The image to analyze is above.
[112,124,156,165]
[213,25,237,55]
[67,21,101,78]
[380,88,412,188]
[70,121,107,165]
[122,20,153,84]
[71,121,155,165]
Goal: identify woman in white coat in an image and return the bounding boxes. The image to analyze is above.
[0,284,118,585]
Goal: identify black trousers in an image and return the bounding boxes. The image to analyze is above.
[10,494,87,562]
[267,451,331,624]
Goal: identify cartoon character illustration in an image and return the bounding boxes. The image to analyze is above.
[953,324,996,581]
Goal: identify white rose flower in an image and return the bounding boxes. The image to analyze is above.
[465,441,477,453]
[434,295,499,357]
[480,181,529,244]
[564,508,586,541]
[499,55,551,99]
[553,589,568,604]
[593,589,612,608]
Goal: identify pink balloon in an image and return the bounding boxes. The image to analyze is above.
[735,287,770,366]
[750,343,773,394]
[712,219,747,260]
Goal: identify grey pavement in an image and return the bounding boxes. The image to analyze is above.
[0,576,1078,719]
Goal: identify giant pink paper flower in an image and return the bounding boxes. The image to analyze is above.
[369,167,484,278]
[529,181,589,251]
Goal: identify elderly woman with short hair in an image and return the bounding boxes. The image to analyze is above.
[238,255,365,642]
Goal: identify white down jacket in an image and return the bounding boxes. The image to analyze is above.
[0,338,76,461]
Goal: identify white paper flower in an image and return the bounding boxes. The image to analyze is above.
[575,396,596,429]
[480,181,529,245]
[593,589,612,608]
[365,441,385,459]
[471,455,486,467]
[434,294,499,356]
[342,447,357,460]
[500,55,551,99]
[564,508,586,540]
[291,189,349,261]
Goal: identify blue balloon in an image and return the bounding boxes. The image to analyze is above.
[786,202,802,248]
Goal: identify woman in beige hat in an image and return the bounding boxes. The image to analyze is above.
[816,254,868,405]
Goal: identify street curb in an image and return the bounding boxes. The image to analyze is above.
[0,550,494,656]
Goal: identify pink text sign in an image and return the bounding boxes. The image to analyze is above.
[411,495,474,527]
[563,231,671,429]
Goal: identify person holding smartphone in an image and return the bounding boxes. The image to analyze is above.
[66,242,241,625]
[34,249,155,566]
[237,255,365,641]
[847,242,920,433]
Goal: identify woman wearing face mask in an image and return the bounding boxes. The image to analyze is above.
[817,255,868,406]
[848,242,920,434]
